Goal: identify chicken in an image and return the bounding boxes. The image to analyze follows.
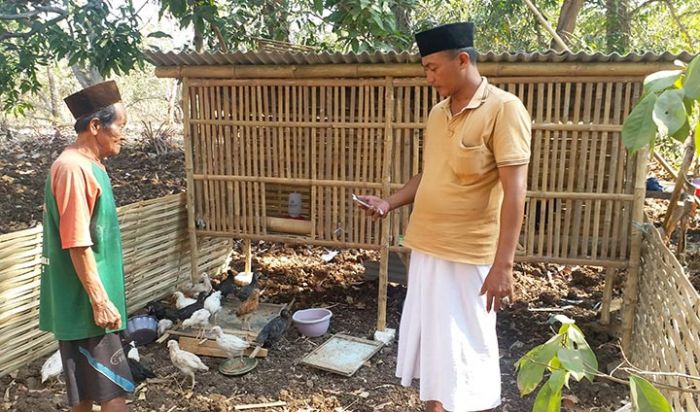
[255,309,292,348]
[41,349,62,383]
[235,272,260,301]
[158,319,174,336]
[173,291,197,309]
[167,340,208,390]
[235,288,261,331]
[127,357,156,383]
[182,308,211,339]
[203,291,222,324]
[210,326,250,358]
[215,270,238,298]
[182,273,212,297]
[125,341,139,362]
[147,300,178,322]
[176,292,207,321]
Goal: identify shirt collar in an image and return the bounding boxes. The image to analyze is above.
[442,77,490,118]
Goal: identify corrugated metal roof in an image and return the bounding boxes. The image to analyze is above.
[145,49,695,67]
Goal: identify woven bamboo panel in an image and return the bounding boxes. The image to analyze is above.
[186,76,642,266]
[0,193,232,377]
[630,218,700,411]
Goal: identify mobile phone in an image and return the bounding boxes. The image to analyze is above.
[352,194,372,208]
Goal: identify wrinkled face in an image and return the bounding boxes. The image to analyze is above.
[421,50,469,98]
[92,102,127,158]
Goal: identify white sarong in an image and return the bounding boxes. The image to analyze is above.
[395,250,501,411]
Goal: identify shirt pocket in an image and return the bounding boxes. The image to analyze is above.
[448,141,489,182]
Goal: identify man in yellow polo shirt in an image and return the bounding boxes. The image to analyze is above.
[359,22,531,412]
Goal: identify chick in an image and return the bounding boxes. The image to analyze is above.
[182,273,212,297]
[128,357,156,383]
[235,272,260,301]
[216,270,238,298]
[235,288,261,331]
[203,291,222,324]
[173,291,197,309]
[158,319,174,336]
[167,340,208,390]
[176,292,207,321]
[210,326,250,358]
[146,300,178,322]
[182,308,211,339]
[255,309,292,348]
[41,350,62,383]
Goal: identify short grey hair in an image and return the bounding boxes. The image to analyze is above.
[449,47,477,65]
[74,104,118,133]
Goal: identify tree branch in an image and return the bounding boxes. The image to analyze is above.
[630,0,662,16]
[0,13,67,41]
[0,6,66,20]
[663,0,694,47]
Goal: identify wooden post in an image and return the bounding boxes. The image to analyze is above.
[244,238,252,273]
[182,78,200,282]
[377,77,395,331]
[662,135,696,239]
[523,0,572,52]
[621,147,649,351]
[600,267,617,325]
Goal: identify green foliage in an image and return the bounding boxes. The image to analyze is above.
[516,316,673,412]
[629,375,673,412]
[623,54,700,155]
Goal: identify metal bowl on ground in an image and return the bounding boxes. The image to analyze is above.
[126,314,158,346]
[292,308,332,337]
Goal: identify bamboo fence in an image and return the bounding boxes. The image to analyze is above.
[630,217,700,411]
[0,193,231,377]
[176,73,649,330]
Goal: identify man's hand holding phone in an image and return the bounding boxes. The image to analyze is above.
[353,194,389,219]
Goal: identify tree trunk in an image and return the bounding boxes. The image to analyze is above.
[46,65,60,124]
[71,64,104,88]
[391,2,410,34]
[262,0,290,42]
[606,0,630,53]
[550,0,584,51]
[167,80,180,125]
[194,24,204,53]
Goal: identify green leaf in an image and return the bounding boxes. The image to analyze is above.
[548,369,568,393]
[622,93,657,152]
[313,0,324,13]
[653,88,687,136]
[629,375,673,412]
[147,31,172,39]
[566,326,598,380]
[671,120,691,142]
[532,381,562,412]
[644,70,682,95]
[684,54,700,99]
[551,314,575,325]
[515,337,562,396]
[557,348,586,381]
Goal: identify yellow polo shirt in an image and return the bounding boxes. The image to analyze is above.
[403,77,531,265]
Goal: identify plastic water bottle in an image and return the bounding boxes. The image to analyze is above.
[288,192,302,218]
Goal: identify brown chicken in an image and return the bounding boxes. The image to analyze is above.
[235,288,260,331]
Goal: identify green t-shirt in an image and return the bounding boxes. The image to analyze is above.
[39,149,127,340]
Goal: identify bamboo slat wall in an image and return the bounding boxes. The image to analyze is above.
[631,218,700,411]
[0,193,232,377]
[185,76,643,268]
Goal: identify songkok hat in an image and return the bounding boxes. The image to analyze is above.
[415,22,475,57]
[64,80,122,120]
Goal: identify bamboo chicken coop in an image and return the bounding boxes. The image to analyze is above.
[146,50,691,341]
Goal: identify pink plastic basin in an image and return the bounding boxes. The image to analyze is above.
[292,308,332,337]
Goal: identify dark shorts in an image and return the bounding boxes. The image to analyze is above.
[59,333,134,406]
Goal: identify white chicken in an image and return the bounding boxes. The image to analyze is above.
[173,291,197,309]
[41,349,62,383]
[182,308,211,339]
[203,291,222,324]
[167,340,209,390]
[181,273,212,297]
[158,318,174,336]
[126,341,139,362]
[210,326,250,358]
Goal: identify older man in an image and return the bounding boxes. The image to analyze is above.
[39,80,133,412]
[360,22,531,411]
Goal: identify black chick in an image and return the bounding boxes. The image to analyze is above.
[235,272,261,302]
[175,291,208,321]
[127,357,156,383]
[146,300,178,322]
[217,270,238,298]
[255,309,291,348]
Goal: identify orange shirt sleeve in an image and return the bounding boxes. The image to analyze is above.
[491,99,532,167]
[51,161,102,249]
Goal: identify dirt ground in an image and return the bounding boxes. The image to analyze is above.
[0,127,670,411]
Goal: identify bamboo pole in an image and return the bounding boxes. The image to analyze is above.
[662,135,696,238]
[521,0,572,52]
[377,77,394,331]
[154,62,676,79]
[600,267,617,324]
[244,239,252,274]
[182,79,200,282]
[621,147,650,352]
